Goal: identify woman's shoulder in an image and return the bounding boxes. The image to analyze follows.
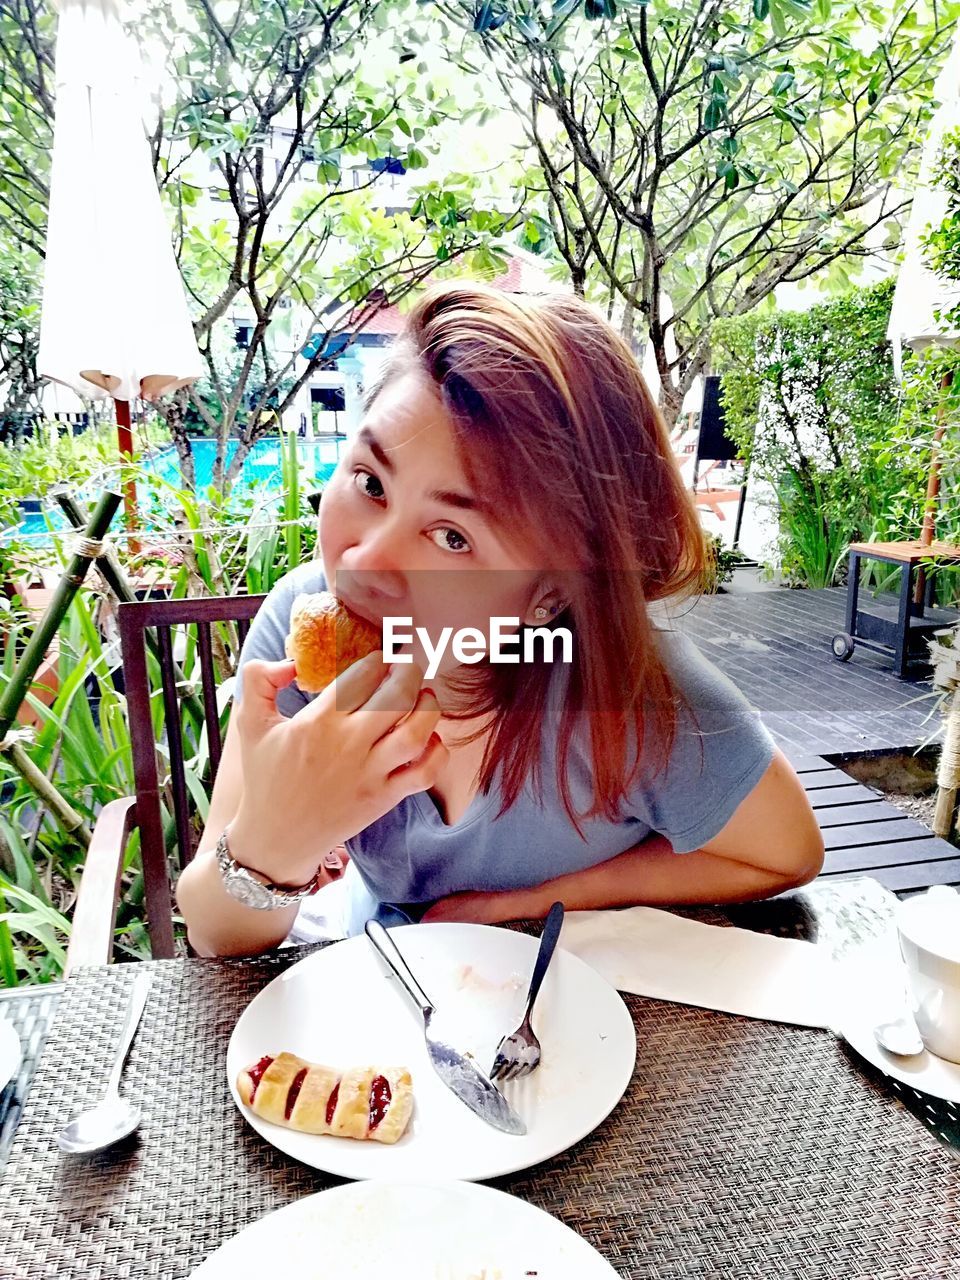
[237,561,327,684]
[262,559,328,609]
[651,625,757,721]
[632,626,775,851]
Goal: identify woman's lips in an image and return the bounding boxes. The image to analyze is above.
[336,591,390,630]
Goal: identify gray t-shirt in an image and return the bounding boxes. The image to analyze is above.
[236,561,775,933]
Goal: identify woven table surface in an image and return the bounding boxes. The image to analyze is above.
[0,983,62,1169]
[1,878,958,1280]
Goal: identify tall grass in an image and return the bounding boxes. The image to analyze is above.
[775,468,852,589]
[0,438,321,984]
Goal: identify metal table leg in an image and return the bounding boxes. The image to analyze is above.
[845,551,860,637]
[896,560,914,679]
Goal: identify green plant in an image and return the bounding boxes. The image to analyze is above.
[714,281,906,587]
[774,468,852,589]
[0,453,324,985]
[0,419,168,508]
[925,127,960,322]
[703,534,744,593]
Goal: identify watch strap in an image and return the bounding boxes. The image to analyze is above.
[215,829,325,908]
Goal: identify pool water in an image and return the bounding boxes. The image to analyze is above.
[6,436,343,542]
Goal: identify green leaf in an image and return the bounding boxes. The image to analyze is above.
[717,159,740,189]
[768,0,788,38]
[516,13,543,39]
[753,0,769,18]
[0,887,17,988]
[546,0,580,38]
[772,71,795,96]
[773,102,807,128]
[473,1,509,33]
[704,98,725,131]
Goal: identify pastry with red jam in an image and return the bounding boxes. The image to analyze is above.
[237,1052,413,1144]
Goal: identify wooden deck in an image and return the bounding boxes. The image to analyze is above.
[671,584,948,756]
[792,756,960,893]
[667,585,960,893]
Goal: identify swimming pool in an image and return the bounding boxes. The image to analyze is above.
[5,436,344,542]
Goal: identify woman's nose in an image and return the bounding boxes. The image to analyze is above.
[341,526,407,599]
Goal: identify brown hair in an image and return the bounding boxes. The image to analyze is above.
[373,281,708,827]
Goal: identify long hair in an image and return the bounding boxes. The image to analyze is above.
[371,281,708,826]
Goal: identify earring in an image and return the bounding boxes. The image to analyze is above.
[534,606,548,621]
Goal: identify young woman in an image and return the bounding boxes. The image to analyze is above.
[176,282,823,957]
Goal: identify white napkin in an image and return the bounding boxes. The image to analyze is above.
[559,906,833,1029]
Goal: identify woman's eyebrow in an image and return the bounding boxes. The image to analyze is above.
[359,424,486,515]
[428,486,483,512]
[358,425,393,472]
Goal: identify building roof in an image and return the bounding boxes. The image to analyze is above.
[346,250,563,338]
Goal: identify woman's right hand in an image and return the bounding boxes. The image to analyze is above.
[226,653,447,886]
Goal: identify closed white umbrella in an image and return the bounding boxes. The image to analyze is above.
[38,0,202,532]
[885,31,960,553]
[887,31,960,377]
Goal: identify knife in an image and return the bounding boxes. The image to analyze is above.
[364,919,527,1136]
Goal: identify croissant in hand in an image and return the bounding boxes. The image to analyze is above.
[237,1052,413,1144]
[285,591,381,693]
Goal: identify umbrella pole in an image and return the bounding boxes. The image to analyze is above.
[914,370,954,605]
[115,398,141,556]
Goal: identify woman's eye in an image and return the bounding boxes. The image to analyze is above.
[429,527,471,554]
[354,469,385,501]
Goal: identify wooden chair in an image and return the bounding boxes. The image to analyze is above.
[67,593,266,972]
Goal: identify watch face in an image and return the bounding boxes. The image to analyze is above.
[225,872,275,910]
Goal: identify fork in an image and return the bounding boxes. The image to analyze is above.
[490,900,565,1082]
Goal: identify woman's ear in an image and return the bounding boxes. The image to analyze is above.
[524,593,567,626]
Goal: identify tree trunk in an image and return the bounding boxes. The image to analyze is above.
[224,433,253,491]
[163,393,196,491]
[658,381,683,431]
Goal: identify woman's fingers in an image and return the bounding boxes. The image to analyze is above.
[358,661,431,736]
[372,688,443,773]
[236,659,298,738]
[306,649,388,715]
[386,730,449,801]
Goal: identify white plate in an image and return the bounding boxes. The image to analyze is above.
[227,923,636,1182]
[833,943,960,1105]
[190,1179,622,1279]
[0,1016,21,1093]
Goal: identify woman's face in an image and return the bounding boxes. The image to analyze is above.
[319,370,552,683]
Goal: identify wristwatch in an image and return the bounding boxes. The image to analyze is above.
[215,828,327,910]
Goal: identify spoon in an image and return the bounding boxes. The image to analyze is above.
[873,1010,924,1058]
[57,971,151,1154]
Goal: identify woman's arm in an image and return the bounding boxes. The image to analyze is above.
[175,716,307,958]
[423,748,824,924]
[177,655,448,956]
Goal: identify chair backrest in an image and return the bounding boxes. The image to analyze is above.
[118,594,266,957]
